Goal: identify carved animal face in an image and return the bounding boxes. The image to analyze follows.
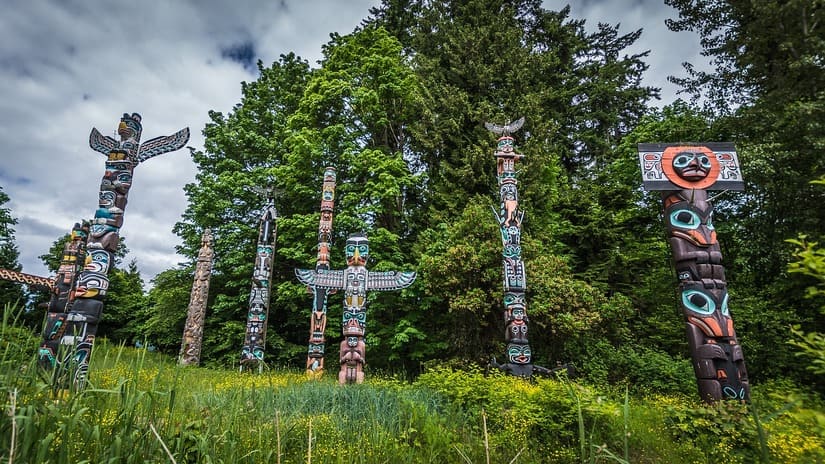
[345,233,369,266]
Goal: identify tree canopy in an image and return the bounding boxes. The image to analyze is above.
[3,0,820,396]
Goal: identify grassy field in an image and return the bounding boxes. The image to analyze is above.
[1,314,823,463]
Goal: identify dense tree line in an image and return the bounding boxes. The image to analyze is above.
[4,0,822,393]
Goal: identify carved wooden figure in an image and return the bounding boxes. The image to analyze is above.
[638,142,749,402]
[240,192,278,371]
[296,230,415,384]
[179,229,215,366]
[485,118,552,378]
[38,221,90,371]
[305,167,337,377]
[64,112,189,389]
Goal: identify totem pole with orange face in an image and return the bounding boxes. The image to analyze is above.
[638,143,749,402]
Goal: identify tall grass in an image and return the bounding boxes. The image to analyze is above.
[1,308,823,463]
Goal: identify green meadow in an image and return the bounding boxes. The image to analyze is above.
[1,313,822,464]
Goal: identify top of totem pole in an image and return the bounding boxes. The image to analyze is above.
[486,117,525,161]
[88,112,190,165]
[201,229,213,245]
[485,116,525,137]
[637,142,744,191]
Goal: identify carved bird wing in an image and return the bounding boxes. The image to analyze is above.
[366,270,416,291]
[484,116,525,136]
[88,128,118,156]
[136,127,190,163]
[295,268,345,290]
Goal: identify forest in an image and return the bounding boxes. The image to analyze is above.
[1,0,823,430]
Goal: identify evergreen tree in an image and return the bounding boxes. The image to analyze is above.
[666,0,825,380]
[0,186,25,310]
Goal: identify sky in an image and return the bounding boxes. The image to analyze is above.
[0,0,709,286]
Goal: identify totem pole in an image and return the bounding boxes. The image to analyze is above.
[64,112,189,388]
[179,229,215,366]
[296,232,416,384]
[305,167,337,377]
[485,118,552,378]
[638,142,749,402]
[38,221,90,369]
[239,190,278,371]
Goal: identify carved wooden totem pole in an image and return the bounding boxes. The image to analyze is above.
[62,112,189,388]
[38,221,90,369]
[486,118,552,378]
[179,229,215,366]
[638,143,749,402]
[305,167,337,377]
[296,230,416,384]
[240,191,278,371]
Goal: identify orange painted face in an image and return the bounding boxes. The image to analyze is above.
[661,146,720,189]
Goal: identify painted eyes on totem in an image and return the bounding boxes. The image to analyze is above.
[681,289,716,315]
[343,311,366,322]
[670,209,701,229]
[508,346,531,357]
[721,293,729,316]
[670,210,714,230]
[673,153,711,168]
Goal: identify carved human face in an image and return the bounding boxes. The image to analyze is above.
[507,343,531,364]
[342,310,366,336]
[496,137,515,153]
[672,151,711,181]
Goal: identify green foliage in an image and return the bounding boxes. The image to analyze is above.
[0,318,823,464]
[665,1,825,386]
[97,260,148,344]
[139,268,193,353]
[786,230,825,383]
[0,186,25,309]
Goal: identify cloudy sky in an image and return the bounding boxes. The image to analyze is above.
[0,0,707,286]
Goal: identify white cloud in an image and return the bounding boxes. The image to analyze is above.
[1,0,708,286]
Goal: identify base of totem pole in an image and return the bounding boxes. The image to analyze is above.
[489,357,574,379]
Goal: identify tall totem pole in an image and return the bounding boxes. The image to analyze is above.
[59,113,189,388]
[486,118,551,378]
[38,221,90,369]
[305,167,337,377]
[179,229,215,366]
[239,190,278,371]
[296,231,416,384]
[638,143,749,402]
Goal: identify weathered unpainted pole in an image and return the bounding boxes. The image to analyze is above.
[179,229,214,366]
[638,142,749,402]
